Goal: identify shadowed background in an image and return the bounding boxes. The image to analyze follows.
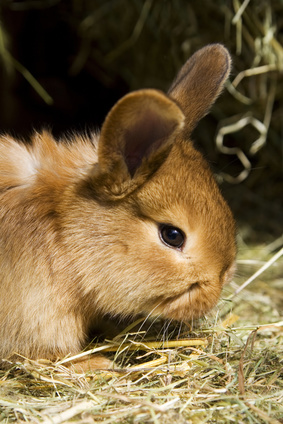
[0,0,282,243]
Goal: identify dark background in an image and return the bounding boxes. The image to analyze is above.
[0,0,282,243]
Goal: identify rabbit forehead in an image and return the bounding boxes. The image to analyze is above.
[134,140,230,226]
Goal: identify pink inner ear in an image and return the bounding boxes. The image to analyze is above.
[124,110,176,177]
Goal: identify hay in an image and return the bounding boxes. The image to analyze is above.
[0,241,282,423]
[0,1,282,423]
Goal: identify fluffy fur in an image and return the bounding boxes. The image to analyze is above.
[0,44,236,363]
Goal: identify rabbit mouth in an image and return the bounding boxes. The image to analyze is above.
[152,281,220,321]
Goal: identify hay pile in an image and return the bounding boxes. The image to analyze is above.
[0,1,282,423]
[0,246,282,423]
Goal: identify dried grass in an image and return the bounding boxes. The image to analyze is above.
[0,1,282,423]
[0,241,282,423]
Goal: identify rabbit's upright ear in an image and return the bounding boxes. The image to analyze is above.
[168,44,231,134]
[90,89,184,200]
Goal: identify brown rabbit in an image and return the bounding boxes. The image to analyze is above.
[0,44,236,367]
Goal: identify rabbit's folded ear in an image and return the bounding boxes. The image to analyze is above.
[90,89,184,200]
[168,44,231,134]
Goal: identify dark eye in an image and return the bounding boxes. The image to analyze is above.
[159,224,185,249]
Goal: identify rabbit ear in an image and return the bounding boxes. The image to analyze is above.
[168,44,231,134]
[90,89,184,199]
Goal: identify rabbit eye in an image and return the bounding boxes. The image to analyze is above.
[159,224,185,249]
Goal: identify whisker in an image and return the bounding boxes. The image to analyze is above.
[132,304,163,342]
[138,302,162,331]
[162,319,173,344]
[140,312,163,341]
[177,321,183,339]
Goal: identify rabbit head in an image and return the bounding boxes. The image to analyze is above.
[62,44,236,324]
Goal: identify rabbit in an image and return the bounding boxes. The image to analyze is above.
[0,44,236,368]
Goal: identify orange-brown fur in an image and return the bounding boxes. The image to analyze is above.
[0,44,236,365]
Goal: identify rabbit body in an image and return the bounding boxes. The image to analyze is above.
[0,45,236,362]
